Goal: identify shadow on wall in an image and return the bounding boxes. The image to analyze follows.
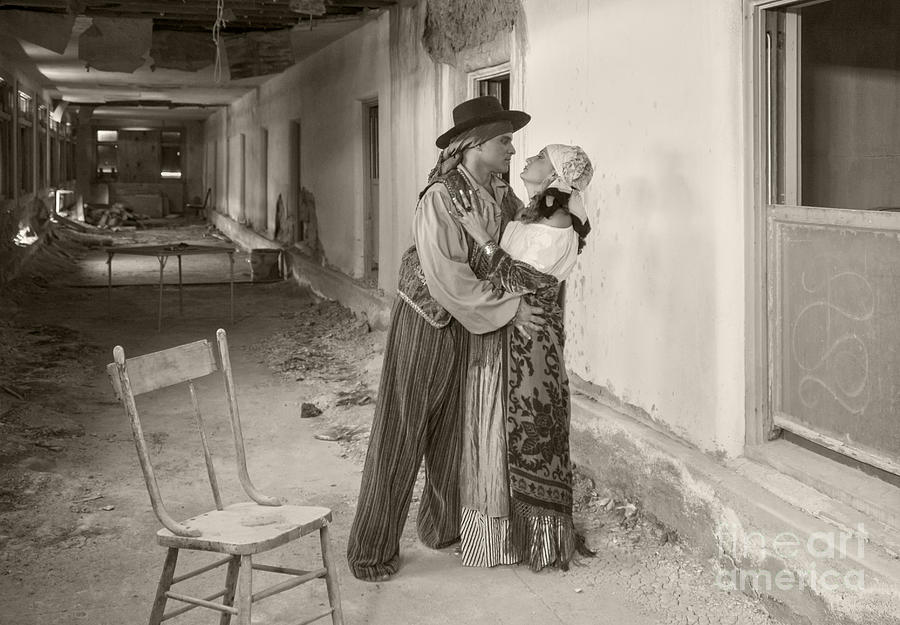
[568,149,720,449]
[274,187,323,263]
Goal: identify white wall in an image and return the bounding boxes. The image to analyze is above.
[517,0,746,455]
[205,13,391,279]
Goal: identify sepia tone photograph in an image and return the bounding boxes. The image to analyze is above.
[0,1,897,624]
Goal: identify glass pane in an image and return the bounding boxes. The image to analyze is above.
[0,79,10,114]
[0,121,10,197]
[96,129,118,142]
[161,130,182,143]
[771,0,900,209]
[774,217,900,465]
[18,125,31,193]
[17,91,31,118]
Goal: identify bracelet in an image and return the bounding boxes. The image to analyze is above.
[480,241,499,257]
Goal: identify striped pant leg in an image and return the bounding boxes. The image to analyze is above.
[416,318,468,548]
[346,300,466,580]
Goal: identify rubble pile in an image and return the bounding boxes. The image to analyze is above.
[84,202,149,229]
[255,300,371,382]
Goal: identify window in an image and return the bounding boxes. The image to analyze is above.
[50,117,59,184]
[66,124,76,181]
[17,91,32,195]
[17,90,31,119]
[95,129,118,179]
[759,0,900,477]
[160,129,182,179]
[476,74,509,108]
[0,78,11,198]
[37,104,47,189]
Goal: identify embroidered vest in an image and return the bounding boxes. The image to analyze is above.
[397,169,520,328]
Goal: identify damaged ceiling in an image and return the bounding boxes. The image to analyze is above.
[0,0,396,119]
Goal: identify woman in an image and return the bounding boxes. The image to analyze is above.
[448,144,594,571]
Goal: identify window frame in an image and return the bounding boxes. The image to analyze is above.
[744,0,900,477]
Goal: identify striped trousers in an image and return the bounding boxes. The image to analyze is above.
[346,299,468,580]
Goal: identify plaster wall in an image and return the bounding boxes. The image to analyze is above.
[205,14,390,279]
[518,0,746,455]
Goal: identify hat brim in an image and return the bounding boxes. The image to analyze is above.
[435,110,531,149]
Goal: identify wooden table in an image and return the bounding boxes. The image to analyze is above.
[106,242,237,330]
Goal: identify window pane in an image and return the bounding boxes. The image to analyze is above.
[0,79,11,115]
[17,91,31,118]
[38,124,46,188]
[18,125,31,193]
[0,120,10,198]
[161,130,181,143]
[789,0,900,209]
[96,129,118,142]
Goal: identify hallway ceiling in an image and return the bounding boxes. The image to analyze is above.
[0,0,395,120]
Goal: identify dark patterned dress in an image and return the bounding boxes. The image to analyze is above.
[462,218,581,571]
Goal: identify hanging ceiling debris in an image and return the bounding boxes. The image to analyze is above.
[0,0,398,118]
[0,0,396,33]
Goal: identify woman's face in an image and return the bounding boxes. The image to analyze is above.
[520,149,555,186]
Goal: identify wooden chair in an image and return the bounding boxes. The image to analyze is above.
[107,329,343,625]
[184,188,211,219]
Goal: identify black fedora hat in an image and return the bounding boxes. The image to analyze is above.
[435,96,530,149]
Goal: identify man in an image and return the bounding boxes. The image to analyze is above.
[346,96,542,581]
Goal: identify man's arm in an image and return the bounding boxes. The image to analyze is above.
[414,183,519,335]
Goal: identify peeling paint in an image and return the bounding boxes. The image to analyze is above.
[422,0,520,65]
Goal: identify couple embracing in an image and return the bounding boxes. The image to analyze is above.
[346,95,595,582]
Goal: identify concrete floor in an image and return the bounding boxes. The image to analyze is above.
[0,226,784,625]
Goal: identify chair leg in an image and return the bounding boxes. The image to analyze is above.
[235,555,253,625]
[320,524,344,625]
[148,548,179,625]
[219,556,241,625]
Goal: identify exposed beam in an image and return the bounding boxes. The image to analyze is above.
[72,100,227,108]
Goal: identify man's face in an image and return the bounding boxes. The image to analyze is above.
[476,133,516,173]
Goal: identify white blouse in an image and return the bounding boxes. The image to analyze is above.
[500,220,579,281]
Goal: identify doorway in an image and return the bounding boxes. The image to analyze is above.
[362,100,379,284]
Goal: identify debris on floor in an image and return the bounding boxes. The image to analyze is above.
[84,203,148,229]
[300,402,323,419]
[254,301,373,382]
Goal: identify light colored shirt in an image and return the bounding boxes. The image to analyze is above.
[500,221,579,281]
[413,167,521,335]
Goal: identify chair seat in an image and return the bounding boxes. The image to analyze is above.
[157,502,332,555]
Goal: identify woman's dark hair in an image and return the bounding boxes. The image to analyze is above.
[527,187,592,253]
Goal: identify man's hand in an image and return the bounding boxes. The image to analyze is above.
[447,187,492,246]
[514,299,544,340]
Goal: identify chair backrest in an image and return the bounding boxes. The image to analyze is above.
[106,339,217,400]
[107,329,280,538]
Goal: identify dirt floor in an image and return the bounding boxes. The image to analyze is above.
[0,224,786,625]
